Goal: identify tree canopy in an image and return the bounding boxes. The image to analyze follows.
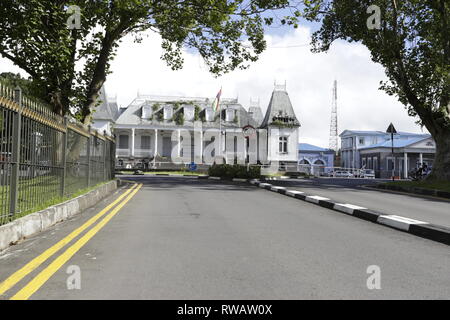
[301,0,449,180]
[0,0,299,122]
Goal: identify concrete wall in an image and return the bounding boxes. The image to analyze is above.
[0,180,119,252]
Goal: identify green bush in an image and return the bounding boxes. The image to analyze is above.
[208,164,260,179]
[174,112,184,125]
[152,103,161,111]
[194,105,201,121]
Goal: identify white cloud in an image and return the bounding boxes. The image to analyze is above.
[105,27,426,148]
[0,58,27,76]
[0,26,427,148]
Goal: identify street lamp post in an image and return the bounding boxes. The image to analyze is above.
[386,123,397,181]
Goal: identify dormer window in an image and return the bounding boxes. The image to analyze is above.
[164,105,173,120]
[142,105,152,119]
[183,105,194,121]
[225,108,235,122]
[205,108,214,122]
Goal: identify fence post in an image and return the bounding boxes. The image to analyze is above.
[60,117,68,197]
[86,126,91,188]
[9,87,22,218]
[113,135,117,179]
[103,130,107,181]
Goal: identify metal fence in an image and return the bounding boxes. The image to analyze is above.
[0,82,115,226]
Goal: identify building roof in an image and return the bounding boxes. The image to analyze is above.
[299,143,334,152]
[92,87,119,121]
[248,106,264,126]
[340,129,427,138]
[134,94,238,104]
[359,135,432,149]
[261,84,300,128]
[340,130,386,137]
[115,95,259,128]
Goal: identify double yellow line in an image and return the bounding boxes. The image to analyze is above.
[0,183,142,300]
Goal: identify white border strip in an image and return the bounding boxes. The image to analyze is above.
[286,190,305,197]
[377,215,429,231]
[306,195,330,204]
[259,183,271,188]
[334,203,367,215]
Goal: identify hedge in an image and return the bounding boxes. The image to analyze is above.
[208,164,261,179]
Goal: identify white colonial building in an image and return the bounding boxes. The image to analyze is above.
[92,84,301,170]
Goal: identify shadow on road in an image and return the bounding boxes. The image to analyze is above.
[120,175,257,192]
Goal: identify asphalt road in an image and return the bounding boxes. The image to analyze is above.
[0,176,449,300]
[269,178,450,228]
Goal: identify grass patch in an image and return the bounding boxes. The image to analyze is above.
[383,180,450,193]
[262,172,285,177]
[2,180,112,225]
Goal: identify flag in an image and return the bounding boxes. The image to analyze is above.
[211,87,222,112]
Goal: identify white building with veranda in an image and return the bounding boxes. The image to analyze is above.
[92,83,301,170]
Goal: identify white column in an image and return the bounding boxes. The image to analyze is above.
[177,129,181,157]
[131,128,135,157]
[419,153,423,165]
[222,130,226,163]
[154,129,158,157]
[404,152,408,179]
[199,130,203,163]
[194,122,202,164]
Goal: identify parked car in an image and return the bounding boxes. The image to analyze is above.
[321,171,334,177]
[333,171,354,178]
[357,169,375,179]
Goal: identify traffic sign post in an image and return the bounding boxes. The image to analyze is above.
[189,162,198,172]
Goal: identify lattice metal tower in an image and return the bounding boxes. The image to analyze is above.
[329,80,338,152]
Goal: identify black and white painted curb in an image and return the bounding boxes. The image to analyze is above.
[145,173,209,177]
[248,179,450,246]
[262,176,292,180]
[207,177,249,182]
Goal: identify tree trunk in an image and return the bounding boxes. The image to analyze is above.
[427,128,450,181]
[66,132,89,164]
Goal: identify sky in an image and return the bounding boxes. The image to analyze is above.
[0,23,427,148]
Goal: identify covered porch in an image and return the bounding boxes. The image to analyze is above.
[361,149,435,179]
[115,127,218,167]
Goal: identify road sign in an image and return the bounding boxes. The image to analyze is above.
[189,162,198,172]
[386,123,397,134]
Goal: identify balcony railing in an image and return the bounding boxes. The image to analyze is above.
[117,148,153,157]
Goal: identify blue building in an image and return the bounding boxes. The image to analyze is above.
[298,143,335,175]
[340,129,436,178]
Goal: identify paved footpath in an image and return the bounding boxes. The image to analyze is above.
[0,176,449,300]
